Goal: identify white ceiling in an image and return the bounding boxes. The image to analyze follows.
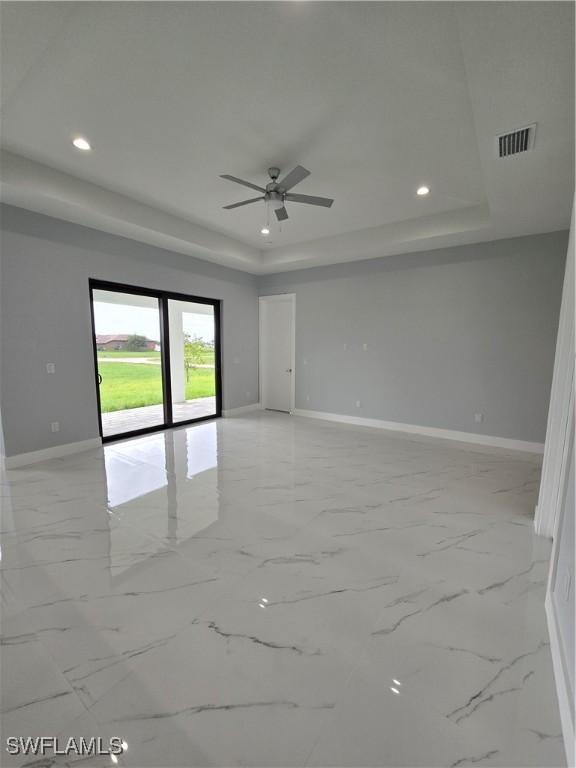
[0,2,573,274]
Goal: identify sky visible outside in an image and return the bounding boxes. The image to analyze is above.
[93,302,215,343]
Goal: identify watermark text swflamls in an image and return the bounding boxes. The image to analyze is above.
[6,736,125,758]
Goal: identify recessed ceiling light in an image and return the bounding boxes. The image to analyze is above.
[416,186,430,196]
[72,136,91,151]
[260,227,270,235]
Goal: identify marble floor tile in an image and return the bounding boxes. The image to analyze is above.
[306,663,478,767]
[0,412,566,767]
[0,615,88,765]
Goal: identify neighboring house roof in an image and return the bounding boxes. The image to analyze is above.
[95,334,158,344]
[96,334,131,344]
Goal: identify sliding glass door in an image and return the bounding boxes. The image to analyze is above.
[167,299,218,423]
[89,280,221,441]
[92,289,165,438]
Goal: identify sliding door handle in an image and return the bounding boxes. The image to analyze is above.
[98,373,103,385]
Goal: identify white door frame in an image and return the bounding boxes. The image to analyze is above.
[545,417,575,767]
[535,200,574,538]
[259,294,296,413]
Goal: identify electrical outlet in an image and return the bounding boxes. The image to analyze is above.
[362,343,368,351]
[356,400,361,408]
[233,356,240,365]
[303,357,308,365]
[46,363,56,374]
[343,343,348,351]
[51,422,60,433]
[474,413,484,423]
[306,394,310,402]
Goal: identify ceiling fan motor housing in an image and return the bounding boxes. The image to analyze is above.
[266,190,285,205]
[266,168,284,195]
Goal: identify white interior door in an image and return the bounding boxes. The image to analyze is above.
[260,295,295,413]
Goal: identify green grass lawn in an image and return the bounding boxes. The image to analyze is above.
[194,350,215,364]
[98,349,215,363]
[98,361,216,412]
[98,350,161,358]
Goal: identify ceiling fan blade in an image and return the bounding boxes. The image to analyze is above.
[275,206,289,221]
[220,174,266,193]
[277,165,310,192]
[223,196,264,210]
[286,193,334,208]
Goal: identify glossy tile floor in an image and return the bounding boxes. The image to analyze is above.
[0,413,565,767]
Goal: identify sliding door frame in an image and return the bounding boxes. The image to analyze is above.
[89,278,222,443]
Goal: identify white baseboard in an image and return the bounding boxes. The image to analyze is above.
[5,438,102,469]
[222,403,261,417]
[545,593,574,768]
[292,409,544,454]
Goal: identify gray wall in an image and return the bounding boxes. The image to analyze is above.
[0,204,259,458]
[258,232,568,443]
[0,202,567,457]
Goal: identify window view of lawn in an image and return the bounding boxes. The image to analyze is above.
[98,359,216,412]
[98,349,215,364]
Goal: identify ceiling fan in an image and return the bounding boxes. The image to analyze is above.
[220,166,334,222]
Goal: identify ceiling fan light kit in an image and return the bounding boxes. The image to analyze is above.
[221,165,334,226]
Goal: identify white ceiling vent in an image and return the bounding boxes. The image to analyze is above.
[496,124,536,158]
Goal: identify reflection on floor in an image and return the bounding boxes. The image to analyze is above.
[101,396,217,436]
[0,413,565,767]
